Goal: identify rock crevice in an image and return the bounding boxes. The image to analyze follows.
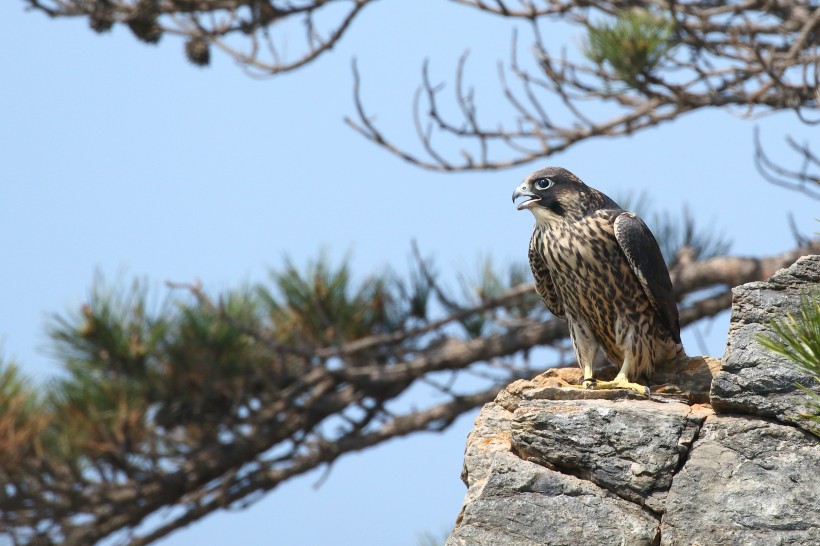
[446,255,820,546]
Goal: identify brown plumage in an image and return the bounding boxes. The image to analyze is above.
[513,167,683,394]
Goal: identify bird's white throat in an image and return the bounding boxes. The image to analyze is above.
[530,205,564,226]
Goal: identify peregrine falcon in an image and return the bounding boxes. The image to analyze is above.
[512,167,683,395]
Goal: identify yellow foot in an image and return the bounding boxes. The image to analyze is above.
[588,376,650,397]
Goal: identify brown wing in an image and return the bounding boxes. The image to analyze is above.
[613,212,681,343]
[528,228,565,319]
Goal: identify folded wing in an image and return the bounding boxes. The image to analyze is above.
[613,212,681,343]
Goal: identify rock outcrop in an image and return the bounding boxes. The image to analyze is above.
[662,415,820,545]
[446,255,820,546]
[711,254,820,435]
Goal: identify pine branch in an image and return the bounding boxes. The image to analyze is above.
[1,242,816,544]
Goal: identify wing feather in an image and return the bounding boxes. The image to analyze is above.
[528,228,565,319]
[613,212,681,343]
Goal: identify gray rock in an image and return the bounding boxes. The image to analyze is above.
[458,402,515,507]
[448,377,820,546]
[446,451,659,546]
[711,255,820,435]
[661,414,820,545]
[446,255,820,546]
[511,399,705,512]
[450,398,662,545]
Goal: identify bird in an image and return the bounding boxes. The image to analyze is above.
[512,166,683,395]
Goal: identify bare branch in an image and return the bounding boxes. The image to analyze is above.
[25,0,375,77]
[754,126,820,200]
[448,0,572,18]
[352,1,820,171]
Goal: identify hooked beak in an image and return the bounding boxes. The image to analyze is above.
[512,184,540,210]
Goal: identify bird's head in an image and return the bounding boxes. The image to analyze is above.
[512,167,593,224]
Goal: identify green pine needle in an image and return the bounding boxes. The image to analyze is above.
[0,359,51,468]
[583,8,677,88]
[259,253,404,345]
[757,290,820,430]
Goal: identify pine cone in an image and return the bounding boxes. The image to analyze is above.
[128,0,162,44]
[185,37,211,67]
[89,1,114,34]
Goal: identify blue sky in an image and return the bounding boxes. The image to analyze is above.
[1,2,817,545]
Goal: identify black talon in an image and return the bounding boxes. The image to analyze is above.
[582,378,597,388]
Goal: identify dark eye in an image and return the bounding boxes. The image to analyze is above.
[534,178,554,190]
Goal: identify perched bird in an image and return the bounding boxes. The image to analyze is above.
[512,167,683,395]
